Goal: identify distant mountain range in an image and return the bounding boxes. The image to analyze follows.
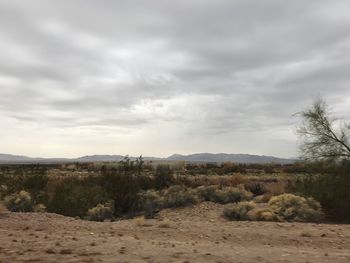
[0,153,295,164]
[167,153,294,164]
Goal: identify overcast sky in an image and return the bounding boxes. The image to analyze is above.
[0,0,349,158]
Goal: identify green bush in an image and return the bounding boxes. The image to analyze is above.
[268,193,324,222]
[223,201,257,221]
[162,185,199,208]
[86,202,114,221]
[4,190,33,212]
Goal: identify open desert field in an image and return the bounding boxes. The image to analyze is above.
[1,202,349,263]
[2,1,350,262]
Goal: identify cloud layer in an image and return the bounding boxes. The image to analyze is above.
[1,0,350,158]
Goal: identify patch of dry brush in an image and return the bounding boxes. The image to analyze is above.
[224,193,324,222]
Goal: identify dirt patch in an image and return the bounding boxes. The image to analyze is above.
[0,202,349,262]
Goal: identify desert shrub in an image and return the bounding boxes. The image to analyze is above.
[196,185,253,204]
[223,201,257,221]
[0,166,48,195]
[228,174,247,187]
[162,185,199,208]
[253,194,271,203]
[33,203,47,213]
[48,176,109,217]
[117,155,144,175]
[221,162,241,174]
[244,181,267,196]
[268,194,324,222]
[3,175,47,208]
[247,207,276,221]
[293,168,350,222]
[0,184,8,200]
[154,165,174,189]
[196,185,219,201]
[136,175,154,191]
[264,181,287,196]
[4,190,33,212]
[2,174,26,195]
[210,175,245,187]
[186,174,246,188]
[224,194,324,222]
[23,173,49,197]
[86,202,114,221]
[101,169,141,215]
[138,190,163,218]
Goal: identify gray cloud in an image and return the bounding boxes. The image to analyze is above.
[0,0,350,158]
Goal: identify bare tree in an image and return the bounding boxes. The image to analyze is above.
[297,99,350,161]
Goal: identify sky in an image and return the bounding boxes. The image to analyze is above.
[0,0,350,158]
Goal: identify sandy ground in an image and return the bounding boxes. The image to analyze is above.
[0,202,349,263]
